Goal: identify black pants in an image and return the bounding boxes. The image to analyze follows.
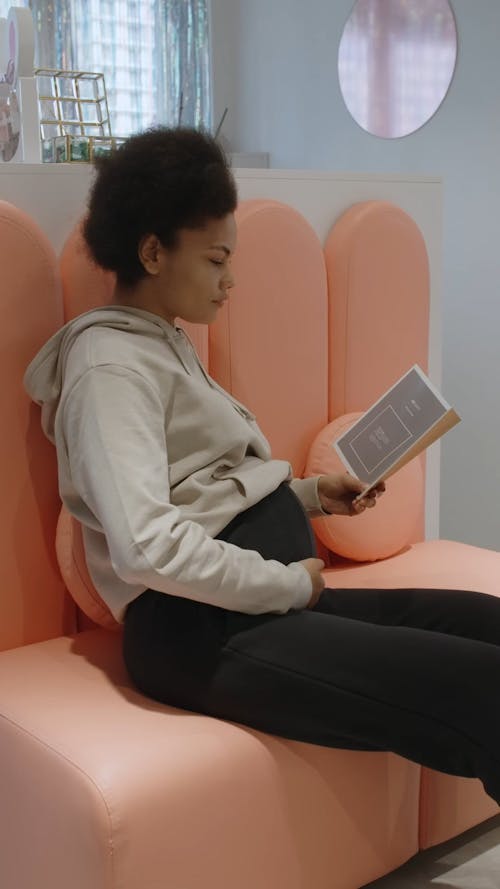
[123,482,500,805]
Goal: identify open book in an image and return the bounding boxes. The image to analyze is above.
[333,365,461,501]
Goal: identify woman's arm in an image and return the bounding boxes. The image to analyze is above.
[290,473,384,516]
[288,476,330,517]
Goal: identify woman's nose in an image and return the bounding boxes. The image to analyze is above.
[223,269,235,291]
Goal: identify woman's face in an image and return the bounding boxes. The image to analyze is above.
[138,213,237,326]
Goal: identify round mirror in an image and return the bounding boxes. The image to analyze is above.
[338,0,458,138]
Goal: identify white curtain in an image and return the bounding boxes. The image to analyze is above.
[0,0,211,136]
[156,0,210,129]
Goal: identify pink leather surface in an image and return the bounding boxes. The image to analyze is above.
[3,195,498,886]
[325,201,429,418]
[323,538,500,596]
[0,201,76,651]
[324,201,429,546]
[419,769,500,849]
[0,630,420,889]
[56,507,120,631]
[1,715,113,889]
[209,200,329,477]
[59,222,115,320]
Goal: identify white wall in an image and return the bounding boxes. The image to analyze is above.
[210,0,500,552]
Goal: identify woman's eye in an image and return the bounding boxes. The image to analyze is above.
[210,259,223,266]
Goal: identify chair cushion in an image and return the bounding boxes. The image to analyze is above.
[56,506,120,631]
[324,538,500,595]
[305,413,423,561]
[0,628,420,889]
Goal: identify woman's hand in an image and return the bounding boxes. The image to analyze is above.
[298,558,326,608]
[317,473,385,516]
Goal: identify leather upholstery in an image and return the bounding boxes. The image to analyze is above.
[0,196,498,889]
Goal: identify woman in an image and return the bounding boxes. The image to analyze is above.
[25,127,500,806]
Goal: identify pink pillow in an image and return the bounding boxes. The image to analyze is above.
[305,414,424,561]
[55,506,121,631]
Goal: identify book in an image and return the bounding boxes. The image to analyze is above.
[333,365,461,501]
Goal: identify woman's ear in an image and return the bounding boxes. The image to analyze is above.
[138,234,163,275]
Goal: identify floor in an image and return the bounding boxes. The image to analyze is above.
[363,814,500,888]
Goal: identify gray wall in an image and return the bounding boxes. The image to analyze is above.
[210,0,500,552]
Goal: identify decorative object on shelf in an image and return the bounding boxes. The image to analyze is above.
[0,6,41,163]
[36,67,111,140]
[41,133,125,164]
[338,0,458,139]
[35,67,126,163]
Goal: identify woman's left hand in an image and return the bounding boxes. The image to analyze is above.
[317,473,385,516]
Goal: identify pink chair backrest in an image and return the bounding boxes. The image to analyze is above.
[324,201,430,543]
[1,196,430,647]
[325,200,429,417]
[0,201,76,652]
[209,200,329,476]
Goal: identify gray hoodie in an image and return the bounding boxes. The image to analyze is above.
[24,305,327,622]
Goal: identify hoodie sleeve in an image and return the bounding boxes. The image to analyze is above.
[62,364,312,615]
[289,476,330,517]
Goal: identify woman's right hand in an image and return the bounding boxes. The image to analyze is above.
[298,558,326,608]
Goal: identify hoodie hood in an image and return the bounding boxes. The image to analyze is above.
[23,305,189,442]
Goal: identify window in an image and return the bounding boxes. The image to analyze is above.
[0,0,211,136]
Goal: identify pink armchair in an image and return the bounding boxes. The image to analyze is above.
[0,195,498,889]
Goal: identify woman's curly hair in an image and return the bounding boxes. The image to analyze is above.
[83,126,238,287]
